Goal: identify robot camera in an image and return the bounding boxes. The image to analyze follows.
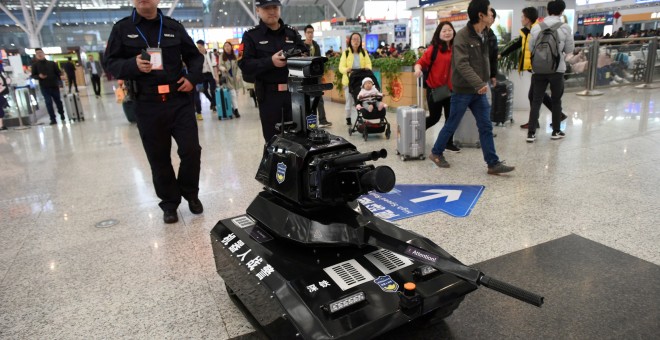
[287,56,327,78]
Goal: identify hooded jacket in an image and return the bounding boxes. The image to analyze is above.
[529,15,574,73]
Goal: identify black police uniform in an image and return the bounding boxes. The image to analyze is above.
[104,8,204,212]
[238,7,307,142]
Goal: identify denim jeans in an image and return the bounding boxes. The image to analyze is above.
[41,86,64,122]
[431,93,500,167]
[530,73,564,133]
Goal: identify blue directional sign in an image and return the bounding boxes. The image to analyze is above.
[358,184,485,221]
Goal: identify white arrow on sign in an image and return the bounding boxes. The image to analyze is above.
[410,189,462,204]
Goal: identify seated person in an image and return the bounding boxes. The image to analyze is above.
[356,77,387,113]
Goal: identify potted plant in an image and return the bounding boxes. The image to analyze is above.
[372,57,402,96]
[497,39,522,76]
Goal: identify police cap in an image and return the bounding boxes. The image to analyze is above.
[255,0,281,7]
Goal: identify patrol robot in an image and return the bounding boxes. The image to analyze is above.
[210,56,543,339]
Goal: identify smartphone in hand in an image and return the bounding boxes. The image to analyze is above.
[141,50,151,61]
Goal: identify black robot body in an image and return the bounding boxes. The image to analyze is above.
[211,56,543,339]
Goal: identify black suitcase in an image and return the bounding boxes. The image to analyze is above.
[490,80,513,125]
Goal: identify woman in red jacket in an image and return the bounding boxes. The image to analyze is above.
[414,21,460,152]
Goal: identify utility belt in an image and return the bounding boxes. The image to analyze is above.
[132,82,190,102]
[254,81,289,102]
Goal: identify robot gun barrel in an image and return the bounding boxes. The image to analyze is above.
[331,149,388,167]
[479,274,544,307]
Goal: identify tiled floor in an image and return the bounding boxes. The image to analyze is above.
[0,82,658,339]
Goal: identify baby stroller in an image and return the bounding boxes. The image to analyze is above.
[347,69,391,141]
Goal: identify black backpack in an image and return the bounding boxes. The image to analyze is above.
[0,74,9,96]
[531,22,563,74]
[422,45,440,89]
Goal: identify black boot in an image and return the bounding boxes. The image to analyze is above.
[346,118,352,126]
[234,109,240,118]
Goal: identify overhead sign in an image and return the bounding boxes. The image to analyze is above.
[394,24,407,41]
[358,184,485,221]
[578,13,614,26]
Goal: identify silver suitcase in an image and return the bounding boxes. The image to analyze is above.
[454,108,480,148]
[396,78,426,161]
[65,93,84,122]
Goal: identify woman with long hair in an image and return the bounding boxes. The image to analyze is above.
[338,32,372,126]
[414,21,460,152]
[219,41,241,118]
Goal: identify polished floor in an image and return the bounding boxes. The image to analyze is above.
[0,82,659,339]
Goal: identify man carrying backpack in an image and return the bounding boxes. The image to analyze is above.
[527,0,574,142]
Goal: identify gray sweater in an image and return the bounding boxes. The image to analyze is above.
[451,24,490,94]
[529,15,575,73]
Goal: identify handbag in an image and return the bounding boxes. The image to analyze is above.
[430,85,451,103]
[114,87,125,103]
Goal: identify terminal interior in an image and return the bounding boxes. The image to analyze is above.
[1,0,659,339]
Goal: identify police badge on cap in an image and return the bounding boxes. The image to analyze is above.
[255,0,282,7]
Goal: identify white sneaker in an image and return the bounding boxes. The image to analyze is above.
[613,75,623,82]
[621,79,631,84]
[610,80,619,85]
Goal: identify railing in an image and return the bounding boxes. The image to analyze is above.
[567,37,660,96]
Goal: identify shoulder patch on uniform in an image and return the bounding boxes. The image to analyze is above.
[246,26,258,32]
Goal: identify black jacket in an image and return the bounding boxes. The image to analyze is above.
[305,40,321,57]
[103,8,203,88]
[31,59,62,89]
[62,61,76,77]
[487,28,498,79]
[238,19,307,84]
[500,27,531,57]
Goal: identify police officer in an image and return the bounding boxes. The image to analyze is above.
[238,0,308,142]
[104,0,204,224]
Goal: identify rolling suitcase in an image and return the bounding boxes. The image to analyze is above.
[65,93,84,122]
[454,108,480,148]
[215,87,233,120]
[396,78,426,161]
[490,80,513,125]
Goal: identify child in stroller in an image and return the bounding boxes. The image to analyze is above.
[356,77,387,113]
[348,69,391,141]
